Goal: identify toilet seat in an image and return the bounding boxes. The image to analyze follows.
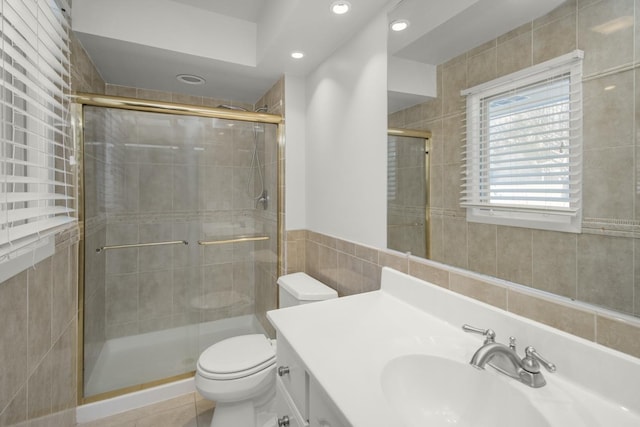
[197,334,276,381]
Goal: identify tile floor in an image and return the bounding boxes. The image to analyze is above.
[76,393,214,427]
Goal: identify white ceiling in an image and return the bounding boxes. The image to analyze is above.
[170,0,266,22]
[73,0,567,109]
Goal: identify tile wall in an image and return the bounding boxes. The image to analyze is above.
[388,0,640,317]
[0,231,80,427]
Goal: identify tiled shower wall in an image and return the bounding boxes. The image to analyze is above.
[389,0,640,318]
[387,135,427,258]
[83,105,279,340]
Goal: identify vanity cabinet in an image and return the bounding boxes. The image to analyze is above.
[276,337,309,420]
[268,267,640,427]
[275,336,348,427]
[308,378,349,427]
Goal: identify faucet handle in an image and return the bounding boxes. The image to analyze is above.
[523,346,556,373]
[462,324,496,344]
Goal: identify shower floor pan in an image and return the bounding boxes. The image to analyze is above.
[84,314,267,398]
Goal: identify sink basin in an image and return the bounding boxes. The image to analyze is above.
[381,354,550,427]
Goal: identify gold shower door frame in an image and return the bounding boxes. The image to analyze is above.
[73,93,285,404]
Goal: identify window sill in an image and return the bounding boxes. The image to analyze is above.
[467,208,582,234]
[0,237,55,283]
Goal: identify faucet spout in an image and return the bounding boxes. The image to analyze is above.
[470,342,522,371]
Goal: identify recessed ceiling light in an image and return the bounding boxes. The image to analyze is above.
[291,51,305,59]
[176,74,205,85]
[331,1,351,15]
[390,19,410,32]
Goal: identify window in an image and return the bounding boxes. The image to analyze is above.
[461,50,583,233]
[0,0,74,281]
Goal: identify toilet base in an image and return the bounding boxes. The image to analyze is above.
[209,388,276,427]
[210,401,253,427]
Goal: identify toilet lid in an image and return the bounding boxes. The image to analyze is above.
[198,334,276,380]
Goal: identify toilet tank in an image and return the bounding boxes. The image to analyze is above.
[277,273,338,308]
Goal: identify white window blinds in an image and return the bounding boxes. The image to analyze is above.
[387,136,397,201]
[0,0,74,263]
[461,50,583,233]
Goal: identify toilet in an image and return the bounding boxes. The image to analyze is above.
[195,272,338,427]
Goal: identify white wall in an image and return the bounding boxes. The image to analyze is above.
[387,56,437,113]
[284,74,307,231]
[388,56,437,97]
[303,12,388,248]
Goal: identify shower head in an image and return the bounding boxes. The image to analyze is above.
[216,104,269,113]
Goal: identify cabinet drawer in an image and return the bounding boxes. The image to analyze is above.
[275,377,308,427]
[276,337,309,420]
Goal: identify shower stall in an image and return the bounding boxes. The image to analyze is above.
[76,95,282,401]
[387,129,431,259]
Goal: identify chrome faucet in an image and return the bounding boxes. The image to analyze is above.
[462,324,556,388]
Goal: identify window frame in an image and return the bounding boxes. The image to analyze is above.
[461,50,584,233]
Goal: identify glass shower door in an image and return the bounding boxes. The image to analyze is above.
[387,133,430,258]
[82,105,279,399]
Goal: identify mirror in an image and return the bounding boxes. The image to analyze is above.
[387,1,640,320]
[387,128,431,259]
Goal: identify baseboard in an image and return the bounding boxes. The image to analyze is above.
[76,378,195,423]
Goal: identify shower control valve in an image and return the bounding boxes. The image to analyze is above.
[278,415,290,427]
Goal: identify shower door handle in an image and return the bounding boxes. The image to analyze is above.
[96,240,188,253]
[198,235,269,245]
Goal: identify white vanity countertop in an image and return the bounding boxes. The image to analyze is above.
[267,268,640,427]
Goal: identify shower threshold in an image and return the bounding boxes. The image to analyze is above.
[84,314,267,398]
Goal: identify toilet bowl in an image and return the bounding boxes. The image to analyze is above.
[196,334,277,427]
[195,273,338,427]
